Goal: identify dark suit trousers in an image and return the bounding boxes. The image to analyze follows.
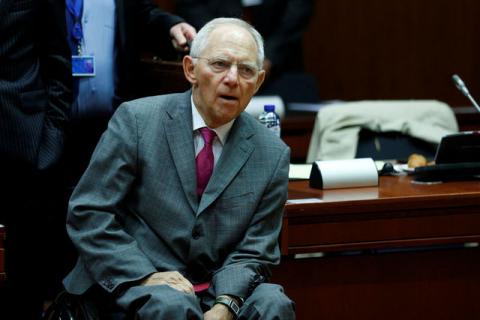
[0,117,109,319]
[81,283,295,319]
[0,161,74,319]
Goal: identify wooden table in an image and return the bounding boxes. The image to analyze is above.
[272,176,480,320]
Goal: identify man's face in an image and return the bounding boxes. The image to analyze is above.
[183,25,265,128]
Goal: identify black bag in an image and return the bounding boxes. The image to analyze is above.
[43,291,100,320]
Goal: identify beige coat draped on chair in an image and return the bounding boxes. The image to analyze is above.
[306,100,459,162]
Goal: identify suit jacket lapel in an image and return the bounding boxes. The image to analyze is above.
[198,114,255,214]
[164,91,198,213]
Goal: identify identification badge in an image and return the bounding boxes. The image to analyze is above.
[72,55,95,77]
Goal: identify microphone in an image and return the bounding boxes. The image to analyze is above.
[452,74,480,113]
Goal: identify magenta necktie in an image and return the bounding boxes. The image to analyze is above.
[196,127,216,196]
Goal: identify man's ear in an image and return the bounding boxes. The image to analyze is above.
[253,69,266,94]
[183,55,197,85]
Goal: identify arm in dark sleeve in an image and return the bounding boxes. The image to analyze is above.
[264,0,314,70]
[174,0,216,30]
[39,0,72,127]
[35,0,73,169]
[135,0,185,39]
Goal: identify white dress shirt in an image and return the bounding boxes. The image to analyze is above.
[191,96,235,167]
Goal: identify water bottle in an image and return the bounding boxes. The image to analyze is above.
[258,104,281,137]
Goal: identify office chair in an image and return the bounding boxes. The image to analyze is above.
[42,290,100,320]
[43,289,128,320]
[355,128,437,161]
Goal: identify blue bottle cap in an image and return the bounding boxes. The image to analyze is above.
[264,104,275,112]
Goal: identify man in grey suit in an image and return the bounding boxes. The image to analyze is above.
[63,17,294,319]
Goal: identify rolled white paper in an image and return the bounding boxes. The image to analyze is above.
[312,158,379,189]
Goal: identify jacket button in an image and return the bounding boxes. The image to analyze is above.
[103,279,115,290]
[192,225,203,239]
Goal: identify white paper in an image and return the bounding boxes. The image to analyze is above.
[289,164,312,180]
[287,198,323,204]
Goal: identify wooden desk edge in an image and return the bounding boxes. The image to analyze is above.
[281,178,480,256]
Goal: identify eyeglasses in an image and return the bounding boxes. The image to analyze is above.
[193,56,259,80]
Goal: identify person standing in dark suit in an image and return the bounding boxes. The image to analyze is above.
[174,0,316,103]
[63,0,197,187]
[0,0,73,318]
[62,17,294,319]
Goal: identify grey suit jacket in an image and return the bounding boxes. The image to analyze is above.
[64,90,290,306]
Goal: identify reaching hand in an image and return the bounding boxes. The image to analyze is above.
[170,22,197,52]
[141,271,194,295]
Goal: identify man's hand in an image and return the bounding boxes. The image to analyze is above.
[141,271,194,295]
[204,303,235,320]
[170,22,196,52]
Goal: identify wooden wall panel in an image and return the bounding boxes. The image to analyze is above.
[303,0,480,106]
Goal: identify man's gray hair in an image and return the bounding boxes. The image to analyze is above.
[189,17,265,69]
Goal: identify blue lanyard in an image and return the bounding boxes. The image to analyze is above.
[66,0,83,53]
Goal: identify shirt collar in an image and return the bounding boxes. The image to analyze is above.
[191,95,235,145]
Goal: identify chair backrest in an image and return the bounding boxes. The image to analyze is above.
[355,129,437,161]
